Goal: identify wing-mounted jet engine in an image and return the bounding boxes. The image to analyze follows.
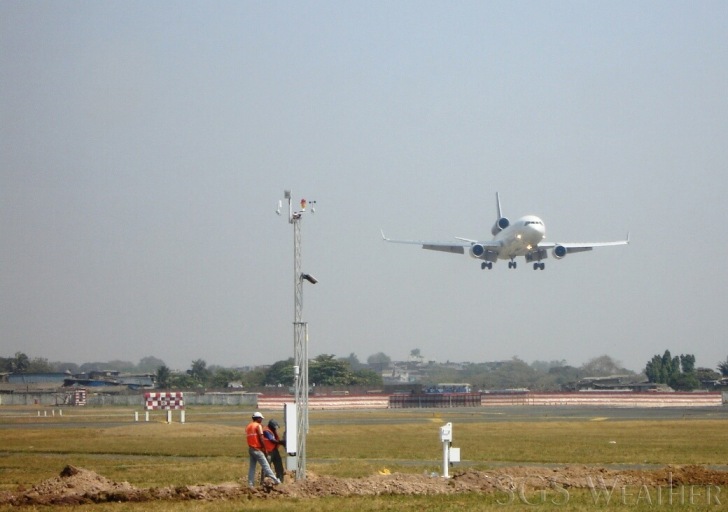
[552,245,567,259]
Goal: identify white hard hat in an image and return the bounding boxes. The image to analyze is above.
[252,411,264,419]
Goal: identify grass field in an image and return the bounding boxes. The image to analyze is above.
[1,406,726,511]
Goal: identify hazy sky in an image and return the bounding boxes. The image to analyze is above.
[2,2,727,372]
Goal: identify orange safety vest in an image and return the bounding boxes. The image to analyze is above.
[246,421,263,449]
[262,426,279,452]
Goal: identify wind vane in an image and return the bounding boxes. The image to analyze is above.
[277,192,317,221]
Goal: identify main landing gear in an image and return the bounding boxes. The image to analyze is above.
[481,260,545,270]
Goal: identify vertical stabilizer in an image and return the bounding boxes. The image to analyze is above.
[495,192,503,219]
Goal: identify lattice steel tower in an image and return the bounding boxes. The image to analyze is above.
[277,190,316,481]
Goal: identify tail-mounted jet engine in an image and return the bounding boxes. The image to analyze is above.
[491,217,510,236]
[552,245,567,259]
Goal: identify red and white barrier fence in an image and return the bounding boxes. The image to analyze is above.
[257,392,722,410]
[481,392,723,408]
[257,394,389,410]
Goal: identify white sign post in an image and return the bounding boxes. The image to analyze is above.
[439,422,461,478]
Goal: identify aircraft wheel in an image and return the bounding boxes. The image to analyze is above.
[481,262,487,270]
[540,263,545,270]
[533,263,539,270]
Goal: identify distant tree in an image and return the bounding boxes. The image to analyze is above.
[187,359,210,386]
[309,354,353,386]
[265,358,295,386]
[26,357,53,373]
[670,372,700,391]
[489,357,538,389]
[351,368,383,386]
[12,352,30,373]
[170,372,196,388]
[645,354,663,383]
[156,365,172,388]
[717,356,728,377]
[339,353,364,371]
[545,365,582,391]
[679,354,696,374]
[0,357,11,372]
[696,367,721,387]
[210,368,244,388]
[367,352,391,373]
[530,360,567,373]
[645,350,698,390]
[409,348,424,362]
[580,355,630,377]
[424,365,462,386]
[1,353,47,373]
[662,351,681,382]
[242,366,267,387]
[138,356,166,373]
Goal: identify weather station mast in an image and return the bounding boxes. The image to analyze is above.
[276,190,317,481]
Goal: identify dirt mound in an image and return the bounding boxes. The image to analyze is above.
[3,464,727,506]
[6,465,138,506]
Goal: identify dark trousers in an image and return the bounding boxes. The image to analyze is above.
[262,449,285,482]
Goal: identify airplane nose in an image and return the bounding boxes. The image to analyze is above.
[529,222,546,240]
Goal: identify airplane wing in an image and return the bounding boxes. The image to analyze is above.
[381,230,498,255]
[538,235,629,255]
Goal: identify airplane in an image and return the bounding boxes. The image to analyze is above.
[381,193,629,270]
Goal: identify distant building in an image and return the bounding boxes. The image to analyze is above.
[7,373,68,385]
[576,375,663,392]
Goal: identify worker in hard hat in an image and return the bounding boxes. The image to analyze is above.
[262,419,285,483]
[245,412,280,487]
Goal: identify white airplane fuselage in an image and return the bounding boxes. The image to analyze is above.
[492,215,546,259]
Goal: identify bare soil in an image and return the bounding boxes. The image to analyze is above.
[2,464,727,506]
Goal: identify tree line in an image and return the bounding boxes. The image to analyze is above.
[153,355,382,389]
[644,350,725,391]
[3,350,727,392]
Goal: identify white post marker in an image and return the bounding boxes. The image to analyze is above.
[440,422,452,478]
[439,422,461,478]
